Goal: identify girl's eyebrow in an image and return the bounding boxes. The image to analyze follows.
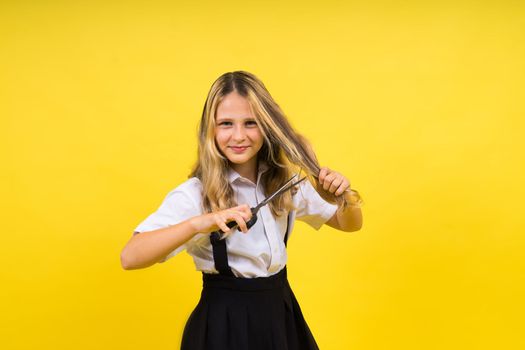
[216,116,256,122]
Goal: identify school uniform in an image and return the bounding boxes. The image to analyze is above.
[133,161,338,349]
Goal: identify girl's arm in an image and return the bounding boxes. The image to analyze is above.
[120,204,252,270]
[121,220,197,270]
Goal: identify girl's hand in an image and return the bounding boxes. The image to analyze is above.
[189,204,253,235]
[319,167,351,196]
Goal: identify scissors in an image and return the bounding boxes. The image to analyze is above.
[212,173,307,239]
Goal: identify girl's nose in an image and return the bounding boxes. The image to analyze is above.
[232,125,246,141]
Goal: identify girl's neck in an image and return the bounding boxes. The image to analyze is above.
[230,158,258,184]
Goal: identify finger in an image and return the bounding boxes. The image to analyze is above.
[239,204,252,219]
[319,167,329,183]
[322,172,337,191]
[230,205,252,221]
[233,204,251,215]
[242,210,252,221]
[329,176,343,193]
[335,179,349,196]
[215,215,230,233]
[230,213,248,233]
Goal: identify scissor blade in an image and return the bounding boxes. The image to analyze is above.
[253,174,297,211]
[253,174,307,213]
[279,175,307,194]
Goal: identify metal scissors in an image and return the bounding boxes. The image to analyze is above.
[212,173,307,239]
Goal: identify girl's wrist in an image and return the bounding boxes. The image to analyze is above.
[188,213,217,235]
[188,215,205,235]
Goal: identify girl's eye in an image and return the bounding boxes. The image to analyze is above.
[217,120,257,127]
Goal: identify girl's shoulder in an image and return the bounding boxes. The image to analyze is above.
[172,176,202,193]
[163,177,203,208]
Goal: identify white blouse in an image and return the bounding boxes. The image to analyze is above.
[133,162,338,278]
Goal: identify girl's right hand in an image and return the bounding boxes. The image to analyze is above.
[189,204,253,235]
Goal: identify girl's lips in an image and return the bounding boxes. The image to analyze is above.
[230,146,249,153]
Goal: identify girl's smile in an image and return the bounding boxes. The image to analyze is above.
[229,146,249,153]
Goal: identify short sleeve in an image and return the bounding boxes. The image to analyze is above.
[133,181,202,263]
[294,179,338,230]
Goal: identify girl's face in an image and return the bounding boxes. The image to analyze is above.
[215,91,263,167]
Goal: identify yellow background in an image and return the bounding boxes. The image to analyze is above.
[1,1,524,349]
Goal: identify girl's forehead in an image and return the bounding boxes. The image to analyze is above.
[217,92,252,112]
[216,104,255,121]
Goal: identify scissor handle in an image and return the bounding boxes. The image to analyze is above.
[246,214,258,229]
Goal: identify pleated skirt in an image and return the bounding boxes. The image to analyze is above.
[180,267,319,350]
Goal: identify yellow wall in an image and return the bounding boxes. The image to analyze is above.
[1,1,524,349]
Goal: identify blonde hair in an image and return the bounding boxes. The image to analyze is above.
[189,71,363,217]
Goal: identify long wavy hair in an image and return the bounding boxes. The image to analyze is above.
[189,71,362,219]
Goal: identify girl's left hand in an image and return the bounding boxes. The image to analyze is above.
[318,167,350,196]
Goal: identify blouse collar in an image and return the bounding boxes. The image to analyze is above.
[227,160,270,185]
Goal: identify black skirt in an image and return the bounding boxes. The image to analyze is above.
[180,266,319,350]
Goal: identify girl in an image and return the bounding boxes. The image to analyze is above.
[121,71,363,350]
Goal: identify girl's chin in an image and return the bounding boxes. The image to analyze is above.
[226,154,255,164]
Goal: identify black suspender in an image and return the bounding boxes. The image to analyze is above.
[210,231,235,277]
[284,212,290,247]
